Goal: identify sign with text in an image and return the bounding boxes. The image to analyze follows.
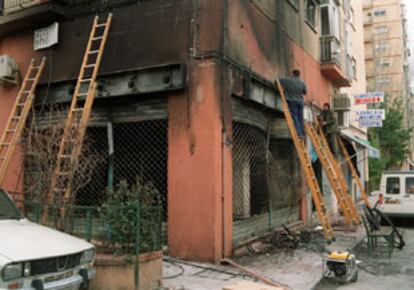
[34,22,59,51]
[356,109,386,120]
[358,119,383,128]
[354,92,384,105]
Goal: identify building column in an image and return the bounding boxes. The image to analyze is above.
[168,59,233,263]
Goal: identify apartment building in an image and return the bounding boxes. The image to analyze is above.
[363,0,412,162]
[364,0,409,102]
[0,0,374,262]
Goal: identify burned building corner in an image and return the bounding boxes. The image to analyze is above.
[0,0,369,263]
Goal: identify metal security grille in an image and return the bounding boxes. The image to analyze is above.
[232,120,301,243]
[74,126,108,205]
[112,121,168,199]
[24,112,168,241]
[232,122,269,220]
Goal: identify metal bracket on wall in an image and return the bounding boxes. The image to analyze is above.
[35,63,187,105]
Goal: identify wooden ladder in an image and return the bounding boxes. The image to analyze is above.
[338,136,371,207]
[275,79,334,242]
[305,123,357,228]
[0,57,46,186]
[43,14,112,222]
[315,123,361,225]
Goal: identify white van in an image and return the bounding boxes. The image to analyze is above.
[371,171,414,217]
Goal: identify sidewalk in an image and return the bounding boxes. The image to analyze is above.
[163,226,366,290]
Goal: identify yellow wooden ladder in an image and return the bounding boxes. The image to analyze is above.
[42,14,113,223]
[314,124,361,225]
[305,123,359,228]
[275,79,334,242]
[0,57,46,186]
[338,136,371,207]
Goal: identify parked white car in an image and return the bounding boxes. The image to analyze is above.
[0,188,96,290]
[370,171,414,217]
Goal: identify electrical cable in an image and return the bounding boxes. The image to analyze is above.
[163,256,247,278]
[356,261,379,276]
[162,260,185,280]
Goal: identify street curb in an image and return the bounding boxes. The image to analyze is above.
[308,234,366,290]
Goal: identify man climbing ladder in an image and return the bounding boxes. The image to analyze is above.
[275,79,335,242]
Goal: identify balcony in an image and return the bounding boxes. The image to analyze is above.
[0,0,65,36]
[321,35,341,65]
[3,0,48,15]
[320,35,351,87]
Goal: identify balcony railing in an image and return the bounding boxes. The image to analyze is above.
[2,0,48,15]
[320,35,341,66]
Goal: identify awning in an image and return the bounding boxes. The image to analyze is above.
[340,131,381,159]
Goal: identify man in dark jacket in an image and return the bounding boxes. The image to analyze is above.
[279,69,307,138]
[320,102,339,157]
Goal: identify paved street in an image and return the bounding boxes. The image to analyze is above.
[316,225,414,290]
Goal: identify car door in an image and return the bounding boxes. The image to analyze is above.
[382,176,403,214]
[403,176,414,215]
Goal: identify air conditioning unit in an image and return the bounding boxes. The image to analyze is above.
[333,93,351,111]
[0,56,19,86]
[337,111,350,129]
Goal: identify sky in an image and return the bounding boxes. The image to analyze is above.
[403,0,414,88]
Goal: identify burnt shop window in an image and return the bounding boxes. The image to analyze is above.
[305,0,318,28]
[406,177,414,194]
[386,177,400,194]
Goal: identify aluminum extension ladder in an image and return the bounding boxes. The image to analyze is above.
[338,136,371,207]
[0,57,46,186]
[275,79,335,242]
[306,123,361,228]
[43,14,113,224]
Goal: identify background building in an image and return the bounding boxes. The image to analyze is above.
[363,0,413,162]
[364,0,410,103]
[339,0,370,203]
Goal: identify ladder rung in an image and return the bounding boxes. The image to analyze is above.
[22,90,31,94]
[95,23,107,28]
[26,78,36,81]
[80,79,92,83]
[60,155,72,159]
[16,103,26,107]
[6,129,16,133]
[88,50,99,55]
[31,66,41,70]
[84,64,95,69]
[72,108,84,112]
[11,116,20,120]
[0,143,11,147]
[58,171,71,176]
[92,36,104,41]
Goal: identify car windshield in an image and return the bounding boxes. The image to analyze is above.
[0,189,22,220]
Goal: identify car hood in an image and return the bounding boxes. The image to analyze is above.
[0,219,92,262]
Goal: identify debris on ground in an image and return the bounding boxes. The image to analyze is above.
[163,226,366,290]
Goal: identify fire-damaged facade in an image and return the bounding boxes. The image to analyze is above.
[0,0,368,262]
